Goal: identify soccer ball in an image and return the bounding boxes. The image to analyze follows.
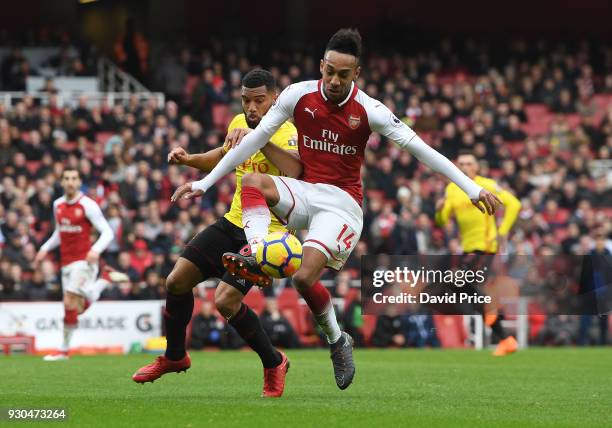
[255,232,302,278]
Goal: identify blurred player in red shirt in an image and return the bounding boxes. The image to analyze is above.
[35,168,127,360]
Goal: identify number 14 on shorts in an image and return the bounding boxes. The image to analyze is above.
[336,224,356,253]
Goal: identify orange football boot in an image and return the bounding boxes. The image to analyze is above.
[493,336,518,356]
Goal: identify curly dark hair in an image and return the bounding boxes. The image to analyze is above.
[242,69,276,91]
[325,28,362,61]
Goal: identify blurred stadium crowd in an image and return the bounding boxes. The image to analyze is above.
[0,29,99,91]
[0,36,610,346]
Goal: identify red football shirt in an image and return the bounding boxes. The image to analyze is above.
[41,193,114,267]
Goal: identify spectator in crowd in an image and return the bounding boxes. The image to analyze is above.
[372,307,407,348]
[577,233,611,346]
[25,269,50,300]
[116,251,140,283]
[390,208,419,255]
[129,270,162,300]
[534,315,578,346]
[0,34,610,348]
[260,298,301,349]
[402,309,441,348]
[189,300,228,350]
[129,239,153,279]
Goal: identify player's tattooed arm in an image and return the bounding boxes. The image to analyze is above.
[168,146,225,172]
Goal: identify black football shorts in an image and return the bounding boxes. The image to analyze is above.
[181,217,254,295]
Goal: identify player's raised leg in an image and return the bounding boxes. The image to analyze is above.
[224,173,356,389]
[222,173,281,287]
[82,266,129,309]
[241,173,280,251]
[132,257,196,383]
[216,281,289,397]
[293,247,355,389]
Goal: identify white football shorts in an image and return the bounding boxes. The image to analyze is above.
[269,176,363,271]
[61,260,100,302]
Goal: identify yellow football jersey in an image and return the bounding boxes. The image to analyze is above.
[435,176,521,253]
[223,114,298,232]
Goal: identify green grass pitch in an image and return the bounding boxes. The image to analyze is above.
[1,348,611,427]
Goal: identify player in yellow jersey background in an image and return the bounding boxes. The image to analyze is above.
[133,69,300,397]
[436,150,522,356]
[436,151,521,254]
[223,113,297,233]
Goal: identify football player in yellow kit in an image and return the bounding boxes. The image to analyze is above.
[132,70,300,397]
[436,150,521,356]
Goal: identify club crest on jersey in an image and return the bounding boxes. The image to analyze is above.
[75,208,83,217]
[348,114,361,129]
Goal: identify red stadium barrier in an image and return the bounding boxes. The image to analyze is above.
[432,315,468,348]
[0,335,36,355]
[243,288,265,313]
[361,315,377,345]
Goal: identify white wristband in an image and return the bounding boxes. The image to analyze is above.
[468,185,483,200]
[191,179,208,193]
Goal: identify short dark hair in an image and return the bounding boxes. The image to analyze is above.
[242,69,276,92]
[326,28,362,61]
[457,149,476,159]
[61,168,80,178]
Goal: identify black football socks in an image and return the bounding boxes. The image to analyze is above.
[489,314,510,341]
[230,303,282,368]
[164,291,194,361]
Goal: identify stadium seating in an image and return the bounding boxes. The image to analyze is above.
[1,35,610,352]
[433,315,469,348]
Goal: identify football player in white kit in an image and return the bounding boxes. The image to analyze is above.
[172,29,502,389]
[35,168,127,360]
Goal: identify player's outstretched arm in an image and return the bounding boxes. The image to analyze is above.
[172,85,298,201]
[171,127,272,202]
[368,102,501,214]
[400,134,501,214]
[168,146,225,173]
[224,127,303,178]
